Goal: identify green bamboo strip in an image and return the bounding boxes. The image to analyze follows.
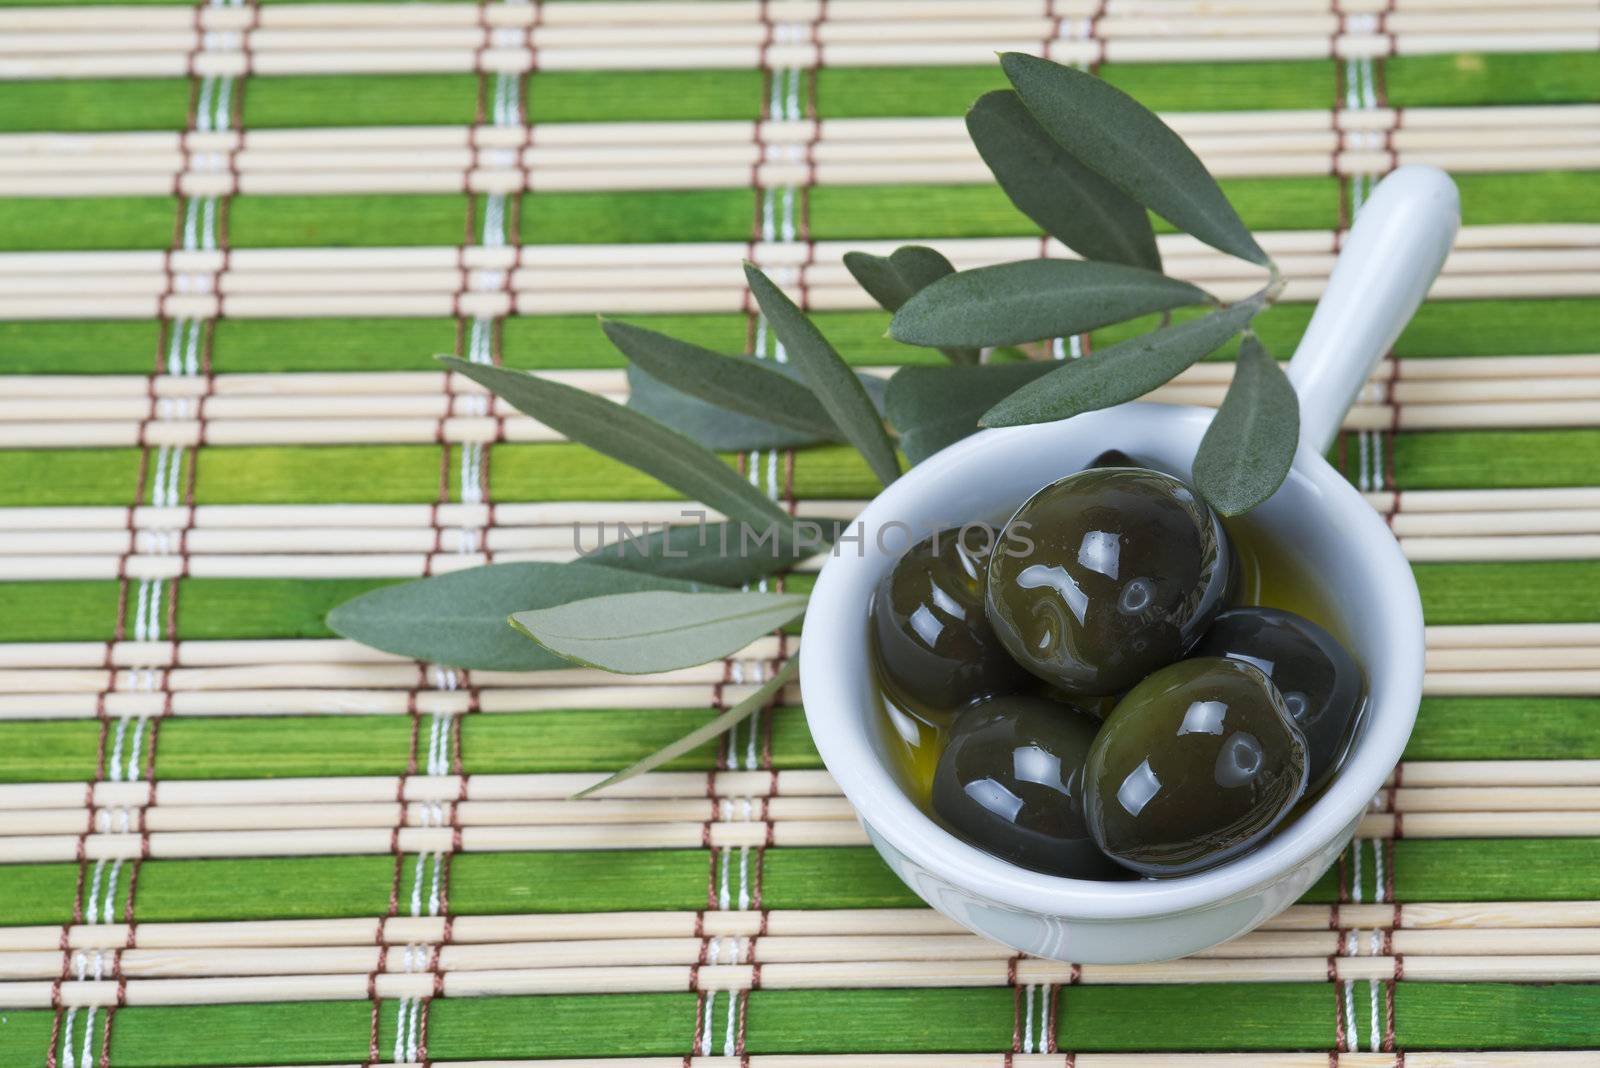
[3,53,1595,135]
[6,170,1598,252]
[1,983,1598,1065]
[0,79,189,133]
[526,69,766,124]
[1387,51,1600,108]
[1390,431,1600,491]
[0,694,1590,787]
[1405,698,1600,760]
[0,562,1596,649]
[9,427,1600,509]
[6,298,1600,376]
[243,74,482,128]
[3,838,1599,932]
[0,195,175,251]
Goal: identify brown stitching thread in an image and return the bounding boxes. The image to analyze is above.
[1331,841,1352,1055]
[1006,955,1022,1061]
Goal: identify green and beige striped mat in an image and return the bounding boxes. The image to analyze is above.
[2,0,1600,1064]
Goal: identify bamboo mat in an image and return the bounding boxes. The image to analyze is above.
[1,0,1599,1064]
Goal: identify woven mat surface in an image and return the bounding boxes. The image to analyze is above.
[3,1,1600,1064]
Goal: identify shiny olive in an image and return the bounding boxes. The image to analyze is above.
[932,695,1130,879]
[1084,657,1308,877]
[985,467,1234,696]
[1191,607,1366,791]
[871,528,1030,713]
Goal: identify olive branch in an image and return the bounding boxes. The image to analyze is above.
[328,53,1300,792]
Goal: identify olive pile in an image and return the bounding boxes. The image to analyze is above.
[870,455,1367,879]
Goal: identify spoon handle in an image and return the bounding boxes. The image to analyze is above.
[1286,165,1460,456]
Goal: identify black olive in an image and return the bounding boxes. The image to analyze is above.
[1191,607,1366,791]
[1083,657,1308,877]
[871,528,1030,714]
[985,467,1234,696]
[932,695,1130,879]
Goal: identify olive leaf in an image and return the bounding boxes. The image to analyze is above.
[1001,52,1270,268]
[440,357,801,544]
[744,263,902,487]
[843,245,979,365]
[572,655,800,799]
[966,89,1160,272]
[1193,333,1301,517]
[511,589,809,674]
[625,361,887,452]
[980,294,1266,427]
[890,259,1210,349]
[601,318,837,438]
[327,562,702,671]
[885,361,1057,464]
[585,518,846,587]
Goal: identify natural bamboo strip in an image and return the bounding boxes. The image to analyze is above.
[8,952,1600,1008]
[0,818,870,863]
[0,0,1590,34]
[1,808,1597,863]
[0,794,862,836]
[5,8,1597,53]
[8,926,1600,981]
[0,770,845,812]
[5,396,1598,444]
[3,247,1592,299]
[0,668,1595,722]
[6,783,1600,838]
[4,488,1600,539]
[14,523,1600,580]
[11,354,1600,405]
[2,272,1592,320]
[0,223,1584,279]
[0,16,1593,81]
[5,900,1600,955]
[4,121,1588,168]
[7,512,1600,558]
[2,760,1596,815]
[17,365,1600,423]
[0,104,1590,163]
[0,682,794,721]
[2,26,1596,81]
[1,640,1596,696]
[9,1056,1574,1068]
[5,141,1595,195]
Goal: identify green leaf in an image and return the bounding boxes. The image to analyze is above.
[890,259,1209,349]
[844,246,979,365]
[980,295,1264,427]
[1001,52,1270,267]
[1193,333,1301,517]
[966,90,1160,272]
[326,562,700,671]
[572,656,800,799]
[440,357,795,538]
[885,361,1057,464]
[585,518,846,587]
[744,263,902,487]
[601,318,837,438]
[511,589,809,674]
[625,362,887,452]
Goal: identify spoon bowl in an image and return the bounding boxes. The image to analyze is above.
[800,166,1460,963]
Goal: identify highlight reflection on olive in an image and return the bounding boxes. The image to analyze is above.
[1191,606,1366,791]
[1083,657,1309,877]
[871,528,1028,713]
[932,695,1131,879]
[985,468,1234,696]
